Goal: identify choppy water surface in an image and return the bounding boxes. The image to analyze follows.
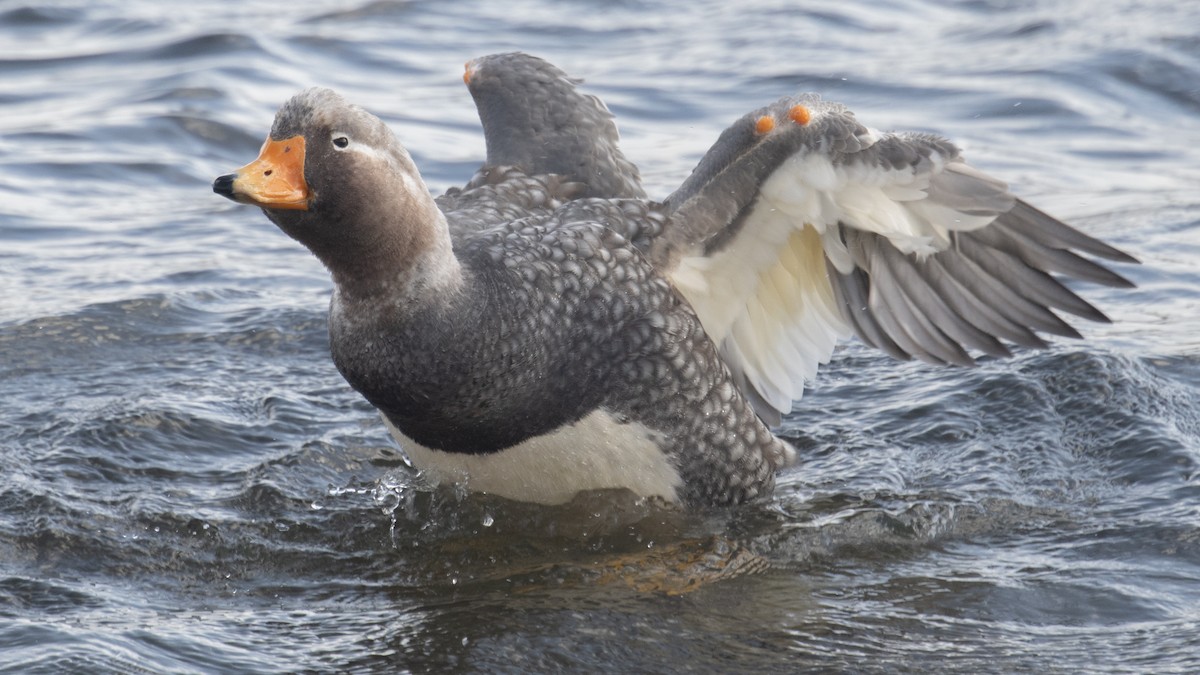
[2,0,1199,672]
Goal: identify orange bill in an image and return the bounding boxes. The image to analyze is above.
[215,135,309,210]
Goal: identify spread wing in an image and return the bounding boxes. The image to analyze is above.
[656,96,1137,425]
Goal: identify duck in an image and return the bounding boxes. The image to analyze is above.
[213,52,1137,509]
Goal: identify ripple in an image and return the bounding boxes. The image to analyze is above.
[0,6,83,26]
[144,32,264,61]
[303,0,420,24]
[1105,50,1200,112]
[0,577,106,615]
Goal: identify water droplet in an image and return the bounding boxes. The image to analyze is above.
[481,513,494,527]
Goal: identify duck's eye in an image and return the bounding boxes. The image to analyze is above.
[332,136,349,149]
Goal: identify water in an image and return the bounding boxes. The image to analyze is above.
[2,0,1199,672]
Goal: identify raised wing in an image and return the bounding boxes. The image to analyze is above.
[462,52,645,200]
[658,96,1137,425]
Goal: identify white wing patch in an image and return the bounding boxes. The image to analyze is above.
[759,146,1002,271]
[672,221,849,416]
[669,141,1010,420]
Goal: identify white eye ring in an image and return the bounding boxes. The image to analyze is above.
[332,134,350,149]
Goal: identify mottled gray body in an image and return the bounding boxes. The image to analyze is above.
[330,195,789,505]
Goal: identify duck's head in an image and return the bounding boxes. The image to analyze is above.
[214,88,446,286]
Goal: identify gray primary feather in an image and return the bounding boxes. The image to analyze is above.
[925,162,1014,215]
[823,203,1134,366]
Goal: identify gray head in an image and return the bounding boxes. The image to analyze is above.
[213,88,444,289]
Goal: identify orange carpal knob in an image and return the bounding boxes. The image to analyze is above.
[789,104,811,125]
[754,115,775,134]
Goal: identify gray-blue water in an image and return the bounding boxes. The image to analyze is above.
[2,0,1199,672]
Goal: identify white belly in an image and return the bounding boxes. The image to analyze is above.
[382,409,682,505]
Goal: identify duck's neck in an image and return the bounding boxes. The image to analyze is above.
[273,175,464,307]
[327,205,464,306]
